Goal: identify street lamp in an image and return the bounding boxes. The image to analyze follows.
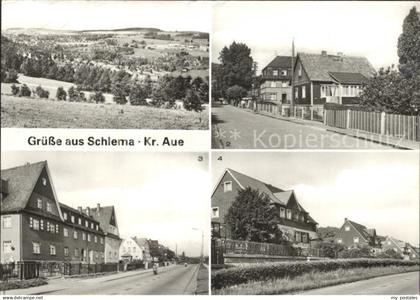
[192,227,204,265]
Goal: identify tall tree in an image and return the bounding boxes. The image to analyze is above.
[225,187,283,243]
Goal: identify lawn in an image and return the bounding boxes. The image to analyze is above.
[0,278,48,291]
[212,265,420,295]
[1,95,209,129]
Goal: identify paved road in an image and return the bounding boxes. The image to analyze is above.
[7,264,199,295]
[212,105,391,149]
[300,271,419,295]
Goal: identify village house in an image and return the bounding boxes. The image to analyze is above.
[335,218,381,252]
[88,204,122,263]
[133,237,152,268]
[292,51,375,105]
[0,161,120,267]
[260,56,292,103]
[211,168,319,249]
[382,236,419,260]
[119,237,144,261]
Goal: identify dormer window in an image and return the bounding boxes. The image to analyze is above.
[42,177,47,186]
[279,207,285,218]
[37,198,43,209]
[223,181,232,192]
[46,202,52,213]
[298,65,302,77]
[286,209,292,220]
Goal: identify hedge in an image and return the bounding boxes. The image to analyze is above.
[211,258,419,289]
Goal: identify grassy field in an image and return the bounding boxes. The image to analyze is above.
[212,265,420,295]
[1,95,209,129]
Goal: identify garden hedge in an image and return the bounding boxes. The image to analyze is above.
[211,258,419,289]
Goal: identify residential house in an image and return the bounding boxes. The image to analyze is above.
[335,218,381,251]
[88,204,122,263]
[211,168,319,249]
[1,161,65,264]
[382,236,419,260]
[133,237,152,268]
[60,203,105,264]
[260,56,292,103]
[119,237,144,262]
[292,51,375,105]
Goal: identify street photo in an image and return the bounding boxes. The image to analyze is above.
[0,151,209,295]
[212,1,420,149]
[211,151,419,295]
[1,1,209,129]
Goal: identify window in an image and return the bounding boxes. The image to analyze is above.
[3,241,12,253]
[223,181,232,192]
[211,207,219,218]
[279,207,285,218]
[75,248,79,257]
[295,232,301,242]
[33,219,40,231]
[2,216,12,228]
[345,226,350,231]
[82,233,86,241]
[33,242,40,254]
[387,241,391,245]
[295,87,298,99]
[55,224,59,234]
[74,230,78,239]
[281,70,288,76]
[100,237,104,244]
[37,198,43,209]
[354,237,359,243]
[42,177,47,186]
[270,81,276,88]
[78,218,82,225]
[272,70,279,76]
[91,223,94,229]
[301,86,306,98]
[85,220,89,227]
[302,233,308,243]
[298,65,302,77]
[281,81,288,88]
[64,228,69,237]
[286,209,292,220]
[88,234,91,242]
[63,212,68,220]
[299,214,304,223]
[337,238,342,243]
[269,93,276,101]
[94,236,98,243]
[40,220,44,230]
[71,215,75,223]
[46,202,52,213]
[30,217,33,228]
[64,247,69,257]
[96,224,99,230]
[293,212,299,221]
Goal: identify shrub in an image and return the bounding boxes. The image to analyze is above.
[35,85,49,99]
[0,278,47,291]
[377,249,403,260]
[56,87,67,101]
[92,91,105,104]
[211,258,419,289]
[11,84,20,96]
[2,69,19,83]
[184,89,203,112]
[19,84,31,97]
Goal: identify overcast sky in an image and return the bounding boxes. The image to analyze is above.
[2,152,209,257]
[1,1,210,32]
[212,152,419,246]
[213,1,419,72]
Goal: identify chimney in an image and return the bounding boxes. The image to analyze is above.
[321,50,327,56]
[344,217,348,222]
[86,207,91,216]
[78,206,82,213]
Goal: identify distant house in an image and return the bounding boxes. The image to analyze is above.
[260,56,292,103]
[119,237,144,262]
[211,168,319,249]
[382,236,419,260]
[88,204,122,263]
[292,51,375,105]
[133,237,152,268]
[335,218,381,251]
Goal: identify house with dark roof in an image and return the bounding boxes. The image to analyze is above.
[119,236,152,268]
[260,56,292,103]
[211,168,319,248]
[292,51,375,105]
[382,236,419,260]
[87,204,122,263]
[335,218,381,251]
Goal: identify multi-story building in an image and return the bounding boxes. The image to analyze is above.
[259,56,292,103]
[211,168,319,249]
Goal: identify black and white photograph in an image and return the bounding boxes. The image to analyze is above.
[1,1,210,130]
[0,151,209,295]
[211,1,420,149]
[211,151,419,295]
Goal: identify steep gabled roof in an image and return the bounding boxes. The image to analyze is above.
[264,56,292,70]
[89,206,117,236]
[297,52,375,82]
[1,161,46,213]
[345,219,375,242]
[133,237,149,249]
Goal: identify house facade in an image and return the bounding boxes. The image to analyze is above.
[292,51,375,106]
[133,237,152,268]
[211,168,319,249]
[1,161,118,266]
[382,236,419,260]
[260,56,292,103]
[119,237,144,261]
[88,204,122,263]
[335,218,381,250]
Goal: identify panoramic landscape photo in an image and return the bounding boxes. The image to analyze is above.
[1,1,210,129]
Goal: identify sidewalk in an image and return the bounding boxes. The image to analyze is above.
[195,264,209,295]
[239,106,419,150]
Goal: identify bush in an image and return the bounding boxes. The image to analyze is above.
[35,85,49,99]
[0,278,47,291]
[2,69,19,83]
[11,84,20,96]
[211,258,419,289]
[56,87,67,101]
[184,89,203,112]
[377,249,403,260]
[92,91,105,104]
[19,84,31,97]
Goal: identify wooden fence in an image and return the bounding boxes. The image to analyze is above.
[255,102,324,122]
[0,262,41,281]
[325,109,420,141]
